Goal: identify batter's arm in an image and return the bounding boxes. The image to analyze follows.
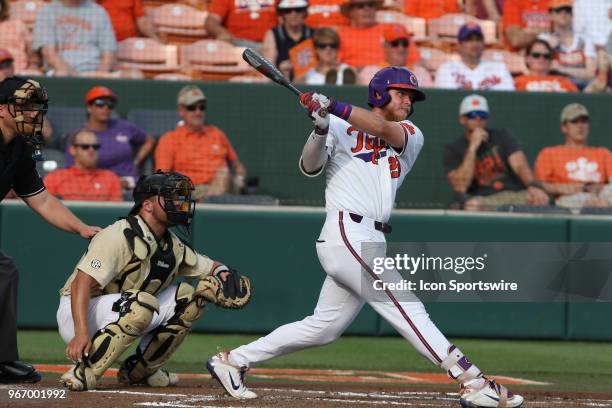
[300,131,329,176]
[341,105,406,148]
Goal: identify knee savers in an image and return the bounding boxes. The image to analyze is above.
[119,282,204,385]
[86,290,159,384]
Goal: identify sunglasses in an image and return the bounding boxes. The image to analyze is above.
[0,60,13,69]
[352,1,378,9]
[551,6,572,14]
[465,111,489,120]
[74,143,101,150]
[279,7,307,14]
[90,99,115,109]
[390,39,409,48]
[315,42,339,50]
[530,52,552,60]
[185,102,206,111]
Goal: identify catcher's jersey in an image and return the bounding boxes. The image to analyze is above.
[305,115,424,222]
[59,215,214,297]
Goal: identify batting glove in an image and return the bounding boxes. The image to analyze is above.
[301,92,330,135]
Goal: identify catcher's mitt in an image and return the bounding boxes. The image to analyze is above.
[196,269,252,309]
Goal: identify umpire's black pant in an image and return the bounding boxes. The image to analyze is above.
[0,250,19,362]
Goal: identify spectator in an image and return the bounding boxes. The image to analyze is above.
[299,27,356,85]
[535,103,612,208]
[404,0,461,21]
[358,24,432,87]
[0,50,52,141]
[0,0,32,71]
[337,0,388,68]
[515,39,579,92]
[205,0,276,47]
[306,0,349,27]
[584,51,612,93]
[435,23,515,90]
[97,0,159,42]
[465,0,504,21]
[45,129,122,201]
[503,0,551,50]
[573,0,612,51]
[538,0,596,87]
[155,85,246,200]
[262,0,313,79]
[444,94,549,211]
[65,86,154,189]
[32,0,117,76]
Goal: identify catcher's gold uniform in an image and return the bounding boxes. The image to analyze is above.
[57,214,251,390]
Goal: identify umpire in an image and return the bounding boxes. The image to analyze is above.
[0,76,100,383]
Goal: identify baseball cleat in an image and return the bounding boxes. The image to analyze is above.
[206,351,257,399]
[59,363,96,391]
[118,367,179,387]
[460,378,524,407]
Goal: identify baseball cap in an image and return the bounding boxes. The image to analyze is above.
[278,0,308,9]
[0,49,14,64]
[560,103,589,123]
[459,94,490,116]
[384,24,410,43]
[458,22,484,42]
[549,0,573,9]
[177,85,206,106]
[85,86,117,103]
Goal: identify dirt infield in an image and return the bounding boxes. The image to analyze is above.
[2,374,612,408]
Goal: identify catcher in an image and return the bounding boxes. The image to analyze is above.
[56,170,251,391]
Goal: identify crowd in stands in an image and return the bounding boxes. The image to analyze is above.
[0,0,607,91]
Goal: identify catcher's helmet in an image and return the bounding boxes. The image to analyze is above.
[367,67,426,113]
[0,76,48,151]
[130,170,195,228]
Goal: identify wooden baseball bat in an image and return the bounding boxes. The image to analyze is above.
[242,48,328,117]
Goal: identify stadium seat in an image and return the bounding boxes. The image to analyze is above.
[150,3,208,44]
[228,74,269,83]
[8,0,47,29]
[153,72,193,80]
[126,109,181,138]
[116,38,180,78]
[428,13,498,45]
[181,40,250,80]
[418,47,458,73]
[46,106,87,149]
[375,11,427,42]
[482,50,527,75]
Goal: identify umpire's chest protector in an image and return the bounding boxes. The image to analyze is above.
[103,216,197,296]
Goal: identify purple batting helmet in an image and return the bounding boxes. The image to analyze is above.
[367,66,426,109]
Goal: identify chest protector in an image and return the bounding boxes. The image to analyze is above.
[103,216,198,296]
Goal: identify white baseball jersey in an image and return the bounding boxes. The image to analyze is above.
[434,60,515,91]
[302,115,424,223]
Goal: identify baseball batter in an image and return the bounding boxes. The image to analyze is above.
[57,171,252,391]
[206,67,523,408]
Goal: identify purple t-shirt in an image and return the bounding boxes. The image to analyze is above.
[65,119,147,179]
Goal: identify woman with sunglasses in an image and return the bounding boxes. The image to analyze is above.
[300,27,356,85]
[261,0,313,80]
[515,39,578,92]
[65,86,155,190]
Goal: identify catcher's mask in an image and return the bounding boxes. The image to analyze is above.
[0,77,48,154]
[130,170,196,229]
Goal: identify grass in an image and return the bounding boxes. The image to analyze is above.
[19,330,612,393]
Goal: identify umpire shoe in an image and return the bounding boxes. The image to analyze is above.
[460,378,524,407]
[0,361,41,384]
[206,351,257,399]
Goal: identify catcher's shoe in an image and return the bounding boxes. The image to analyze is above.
[117,367,179,387]
[206,351,257,399]
[460,378,524,408]
[59,363,96,391]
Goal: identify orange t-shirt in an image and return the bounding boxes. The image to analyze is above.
[208,0,277,42]
[155,125,239,185]
[515,75,578,92]
[404,0,460,20]
[44,167,123,201]
[97,0,145,42]
[338,24,390,68]
[502,0,550,30]
[306,0,349,28]
[535,146,612,184]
